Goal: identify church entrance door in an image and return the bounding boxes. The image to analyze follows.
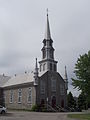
[52,96,56,108]
[40,99,45,107]
[61,99,64,108]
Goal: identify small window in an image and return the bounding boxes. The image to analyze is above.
[40,64,42,72]
[18,88,22,103]
[50,63,52,70]
[60,85,65,95]
[43,50,46,59]
[50,50,53,58]
[40,80,45,94]
[10,90,13,103]
[44,41,46,46]
[43,63,46,71]
[27,87,32,103]
[49,41,52,46]
[54,64,56,71]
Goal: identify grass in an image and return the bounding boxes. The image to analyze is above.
[68,113,90,120]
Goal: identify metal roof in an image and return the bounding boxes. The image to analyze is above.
[2,73,34,88]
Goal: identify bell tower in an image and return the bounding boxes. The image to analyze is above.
[39,10,57,73]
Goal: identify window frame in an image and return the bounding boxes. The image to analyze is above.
[60,85,65,95]
[51,79,56,92]
[18,88,22,104]
[40,80,45,94]
[9,90,13,103]
[27,87,32,103]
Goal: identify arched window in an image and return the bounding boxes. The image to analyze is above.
[50,63,52,70]
[40,81,45,94]
[10,90,13,103]
[51,79,56,92]
[27,87,32,103]
[54,64,56,71]
[40,64,42,72]
[42,50,46,59]
[60,85,65,95]
[43,63,46,71]
[18,88,22,103]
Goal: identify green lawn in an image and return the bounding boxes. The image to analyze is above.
[68,113,90,120]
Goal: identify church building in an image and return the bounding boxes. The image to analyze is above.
[0,12,68,111]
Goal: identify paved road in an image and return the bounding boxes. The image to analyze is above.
[1,110,88,120]
[0,111,79,120]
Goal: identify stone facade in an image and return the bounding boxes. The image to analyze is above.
[36,71,67,108]
[4,83,36,109]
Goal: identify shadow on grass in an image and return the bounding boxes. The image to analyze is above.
[68,113,90,120]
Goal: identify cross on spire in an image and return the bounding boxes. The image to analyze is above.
[47,8,48,16]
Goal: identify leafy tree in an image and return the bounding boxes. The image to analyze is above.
[72,51,90,104]
[78,92,88,110]
[67,92,76,109]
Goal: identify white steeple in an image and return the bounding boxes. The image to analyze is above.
[44,9,51,40]
[39,10,57,73]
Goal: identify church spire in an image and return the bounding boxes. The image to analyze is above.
[64,66,68,80]
[44,9,51,40]
[39,11,57,73]
[64,66,68,90]
[34,58,38,86]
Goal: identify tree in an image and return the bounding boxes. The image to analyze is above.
[72,51,90,104]
[78,92,88,110]
[67,92,76,109]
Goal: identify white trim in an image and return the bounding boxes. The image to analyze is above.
[9,90,13,103]
[18,88,22,103]
[27,87,32,104]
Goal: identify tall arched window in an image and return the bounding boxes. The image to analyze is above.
[50,63,52,70]
[43,63,46,71]
[51,79,56,92]
[54,64,56,71]
[40,80,45,94]
[27,87,32,103]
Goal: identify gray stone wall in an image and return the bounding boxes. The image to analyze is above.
[37,71,67,108]
[4,85,36,109]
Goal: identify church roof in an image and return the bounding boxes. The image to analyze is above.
[2,73,34,88]
[39,70,48,77]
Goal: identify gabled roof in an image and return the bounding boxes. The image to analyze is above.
[2,73,34,88]
[39,70,48,77]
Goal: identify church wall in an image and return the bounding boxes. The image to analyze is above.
[4,85,36,109]
[37,71,67,108]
